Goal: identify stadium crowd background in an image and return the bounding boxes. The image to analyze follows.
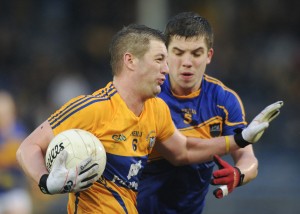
[0,0,299,213]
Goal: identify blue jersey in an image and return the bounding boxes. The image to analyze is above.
[137,74,247,214]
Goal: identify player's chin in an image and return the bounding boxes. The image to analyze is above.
[154,85,162,96]
[149,89,160,98]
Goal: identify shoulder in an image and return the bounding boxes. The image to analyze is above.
[92,81,118,99]
[58,82,116,110]
[204,75,230,91]
[48,83,118,129]
[203,74,240,98]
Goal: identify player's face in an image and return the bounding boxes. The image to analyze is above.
[137,40,169,98]
[167,36,213,95]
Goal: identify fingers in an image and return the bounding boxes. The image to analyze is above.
[77,162,100,190]
[262,101,284,115]
[213,155,223,169]
[213,155,231,169]
[80,183,93,190]
[257,101,284,123]
[78,157,93,173]
[211,168,231,185]
[213,188,224,199]
[211,175,231,185]
[274,101,284,107]
[81,173,99,183]
[261,108,280,122]
[80,173,99,190]
[267,109,280,123]
[213,185,228,199]
[78,162,99,180]
[79,161,97,175]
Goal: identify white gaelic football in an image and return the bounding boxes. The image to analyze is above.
[45,129,106,176]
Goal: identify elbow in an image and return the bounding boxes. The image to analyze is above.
[249,165,258,181]
[16,141,27,167]
[16,145,23,166]
[253,160,259,178]
[251,158,259,179]
[244,159,259,184]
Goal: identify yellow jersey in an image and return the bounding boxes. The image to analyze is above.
[48,82,175,214]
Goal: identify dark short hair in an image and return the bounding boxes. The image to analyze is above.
[109,24,166,76]
[164,12,214,49]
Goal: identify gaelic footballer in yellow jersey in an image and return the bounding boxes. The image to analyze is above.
[48,82,175,214]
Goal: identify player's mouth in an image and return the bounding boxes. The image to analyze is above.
[180,72,194,80]
[158,78,165,85]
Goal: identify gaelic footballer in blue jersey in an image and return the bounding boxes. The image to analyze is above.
[137,12,258,214]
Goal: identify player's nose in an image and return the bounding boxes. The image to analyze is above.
[182,55,193,67]
[161,62,169,75]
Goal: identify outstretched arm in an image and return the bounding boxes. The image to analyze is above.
[157,101,283,166]
[156,130,238,165]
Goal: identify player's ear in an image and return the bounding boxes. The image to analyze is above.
[124,52,136,70]
[206,48,214,64]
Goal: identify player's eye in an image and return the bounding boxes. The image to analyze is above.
[174,52,183,56]
[193,52,202,57]
[172,49,183,56]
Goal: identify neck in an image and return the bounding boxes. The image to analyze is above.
[171,83,202,96]
[113,77,144,116]
[169,76,203,96]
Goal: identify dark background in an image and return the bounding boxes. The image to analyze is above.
[0,0,299,213]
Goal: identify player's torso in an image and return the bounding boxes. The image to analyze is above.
[94,94,158,193]
[149,75,239,162]
[138,75,246,214]
[50,82,174,213]
[145,75,226,192]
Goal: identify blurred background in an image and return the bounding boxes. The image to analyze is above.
[0,0,299,213]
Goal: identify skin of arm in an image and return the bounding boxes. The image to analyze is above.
[230,146,258,185]
[16,120,54,184]
[156,128,241,166]
[17,120,254,185]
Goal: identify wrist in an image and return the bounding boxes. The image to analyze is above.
[39,174,51,194]
[234,167,245,186]
[233,128,251,148]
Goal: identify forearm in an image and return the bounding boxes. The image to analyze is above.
[185,136,241,164]
[16,120,54,184]
[16,143,48,184]
[158,130,244,166]
[231,147,258,185]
